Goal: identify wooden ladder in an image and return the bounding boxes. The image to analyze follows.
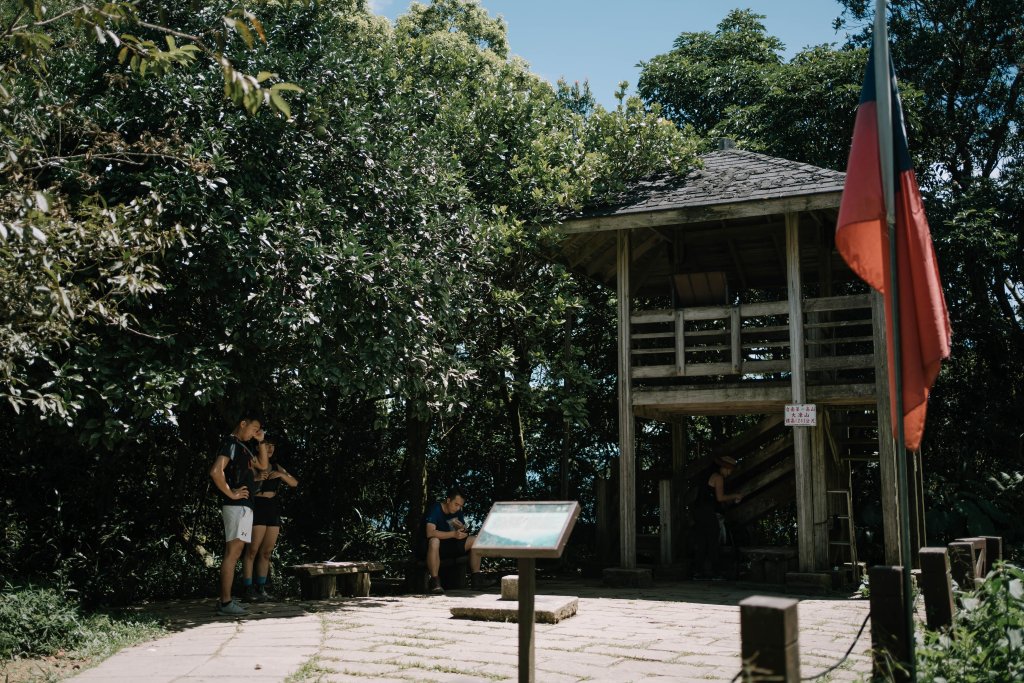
[826,489,861,584]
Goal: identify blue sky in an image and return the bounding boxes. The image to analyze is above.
[372,1,852,109]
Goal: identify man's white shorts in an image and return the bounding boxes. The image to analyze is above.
[222,505,253,543]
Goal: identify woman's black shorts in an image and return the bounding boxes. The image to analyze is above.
[253,496,282,527]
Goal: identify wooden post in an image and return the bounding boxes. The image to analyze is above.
[948,541,976,589]
[730,304,742,374]
[786,213,814,572]
[659,479,673,566]
[869,565,911,683]
[918,547,955,630]
[674,309,686,376]
[671,421,688,571]
[517,557,536,683]
[871,291,902,565]
[739,595,800,682]
[616,230,636,569]
[810,421,830,569]
[954,537,987,581]
[980,536,1003,574]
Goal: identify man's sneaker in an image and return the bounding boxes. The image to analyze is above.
[471,572,496,591]
[243,585,259,602]
[255,586,274,602]
[217,599,247,616]
[427,576,444,595]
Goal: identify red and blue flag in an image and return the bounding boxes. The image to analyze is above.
[836,44,952,452]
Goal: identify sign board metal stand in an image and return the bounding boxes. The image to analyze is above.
[474,501,581,683]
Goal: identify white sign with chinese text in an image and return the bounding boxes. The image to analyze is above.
[785,403,817,426]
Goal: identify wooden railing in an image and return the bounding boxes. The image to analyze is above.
[629,294,874,384]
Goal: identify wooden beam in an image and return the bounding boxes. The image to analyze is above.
[736,456,796,499]
[726,477,797,527]
[602,233,662,282]
[617,230,636,569]
[633,382,877,411]
[552,192,843,234]
[684,429,793,481]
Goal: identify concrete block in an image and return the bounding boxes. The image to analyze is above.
[500,575,518,601]
[450,595,578,624]
[784,572,832,593]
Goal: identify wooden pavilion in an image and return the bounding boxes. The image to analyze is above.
[547,143,923,583]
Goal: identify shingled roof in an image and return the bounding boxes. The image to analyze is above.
[585,148,846,219]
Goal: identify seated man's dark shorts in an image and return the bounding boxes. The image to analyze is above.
[417,538,468,560]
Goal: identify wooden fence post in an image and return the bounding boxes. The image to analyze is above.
[918,548,955,630]
[739,595,800,682]
[979,536,1003,575]
[869,565,911,683]
[947,541,975,589]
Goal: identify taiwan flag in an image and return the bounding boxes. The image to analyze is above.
[835,34,952,452]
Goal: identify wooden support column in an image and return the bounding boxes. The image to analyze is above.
[872,291,902,565]
[659,479,672,566]
[810,422,830,569]
[617,230,636,569]
[786,213,815,572]
[671,422,688,568]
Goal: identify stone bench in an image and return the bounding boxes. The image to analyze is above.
[287,561,384,599]
[404,554,469,593]
[739,546,798,584]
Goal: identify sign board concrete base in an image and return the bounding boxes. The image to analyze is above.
[450,595,579,624]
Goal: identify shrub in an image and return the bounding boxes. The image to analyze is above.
[0,585,86,658]
[0,584,163,659]
[917,562,1024,681]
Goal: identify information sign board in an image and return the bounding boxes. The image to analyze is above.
[474,501,580,559]
[785,403,817,426]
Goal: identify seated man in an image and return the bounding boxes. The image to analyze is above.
[421,487,490,593]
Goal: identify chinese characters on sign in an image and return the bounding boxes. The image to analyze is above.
[785,403,817,426]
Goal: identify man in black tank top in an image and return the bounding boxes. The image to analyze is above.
[208,410,269,616]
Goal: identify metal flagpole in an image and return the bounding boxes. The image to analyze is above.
[873,0,916,677]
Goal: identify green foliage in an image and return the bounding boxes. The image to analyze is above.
[917,562,1024,681]
[0,584,163,658]
[0,0,697,604]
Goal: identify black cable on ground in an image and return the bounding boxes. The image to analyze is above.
[800,611,872,681]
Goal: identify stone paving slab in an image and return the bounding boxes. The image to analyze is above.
[67,580,872,682]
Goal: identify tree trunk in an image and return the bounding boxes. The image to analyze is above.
[403,399,433,538]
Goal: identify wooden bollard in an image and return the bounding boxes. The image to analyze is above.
[954,537,987,580]
[947,542,976,589]
[979,536,1003,574]
[918,548,955,630]
[869,566,911,683]
[739,595,800,682]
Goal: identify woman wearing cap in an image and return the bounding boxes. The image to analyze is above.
[692,455,742,580]
[242,434,298,601]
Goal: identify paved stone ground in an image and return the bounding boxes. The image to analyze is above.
[68,579,872,682]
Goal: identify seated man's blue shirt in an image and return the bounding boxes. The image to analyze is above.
[425,501,465,532]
